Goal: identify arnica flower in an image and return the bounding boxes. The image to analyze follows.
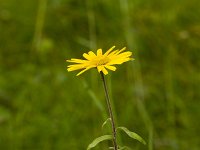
[67,46,134,76]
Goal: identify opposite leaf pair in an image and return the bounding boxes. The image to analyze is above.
[87,126,146,150]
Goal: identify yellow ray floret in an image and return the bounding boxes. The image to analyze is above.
[67,46,134,76]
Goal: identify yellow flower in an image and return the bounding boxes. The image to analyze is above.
[67,46,134,76]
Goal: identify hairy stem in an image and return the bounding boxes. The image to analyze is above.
[100,72,118,150]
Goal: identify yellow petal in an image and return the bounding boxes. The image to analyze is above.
[102,67,108,75]
[83,53,91,60]
[76,66,94,76]
[105,65,116,71]
[88,51,96,57]
[67,66,84,71]
[115,47,126,55]
[104,46,115,56]
[117,51,132,58]
[97,49,102,56]
[67,67,77,71]
[108,51,132,62]
[108,58,132,65]
[67,58,87,63]
[67,64,87,71]
[97,66,103,72]
[67,64,85,68]
[107,49,119,57]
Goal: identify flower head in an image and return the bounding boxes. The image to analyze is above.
[67,46,134,76]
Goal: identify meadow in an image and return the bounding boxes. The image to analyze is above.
[0,0,200,149]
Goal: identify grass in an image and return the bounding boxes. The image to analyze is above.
[0,0,200,149]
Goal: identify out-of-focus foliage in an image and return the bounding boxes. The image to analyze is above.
[0,0,200,149]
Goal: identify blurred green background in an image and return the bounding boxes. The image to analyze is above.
[0,0,200,149]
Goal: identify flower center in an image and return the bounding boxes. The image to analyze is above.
[96,57,109,66]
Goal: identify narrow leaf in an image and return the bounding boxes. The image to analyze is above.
[117,127,146,145]
[102,118,111,129]
[87,135,113,150]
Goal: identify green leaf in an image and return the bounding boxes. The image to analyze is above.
[87,135,113,150]
[117,127,146,145]
[102,118,111,129]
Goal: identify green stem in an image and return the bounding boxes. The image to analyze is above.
[100,72,118,150]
